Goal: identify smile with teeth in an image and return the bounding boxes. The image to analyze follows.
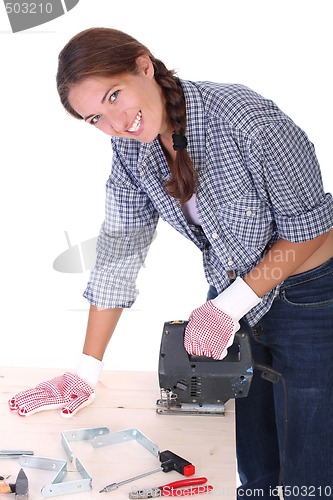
[127,111,142,132]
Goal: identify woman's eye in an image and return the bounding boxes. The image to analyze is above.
[88,90,120,125]
[109,90,120,103]
[90,115,101,125]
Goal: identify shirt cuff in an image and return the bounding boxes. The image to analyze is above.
[275,193,333,242]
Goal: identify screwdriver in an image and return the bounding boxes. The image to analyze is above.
[100,467,164,493]
[99,450,195,493]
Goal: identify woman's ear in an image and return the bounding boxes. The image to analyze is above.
[136,54,154,78]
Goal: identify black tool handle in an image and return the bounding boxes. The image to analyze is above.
[159,450,195,476]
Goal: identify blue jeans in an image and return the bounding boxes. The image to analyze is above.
[208,258,333,499]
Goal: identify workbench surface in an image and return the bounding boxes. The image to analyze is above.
[0,368,236,499]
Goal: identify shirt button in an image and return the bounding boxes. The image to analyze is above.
[211,232,219,239]
[227,259,234,266]
[245,209,253,216]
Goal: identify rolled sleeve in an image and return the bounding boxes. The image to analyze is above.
[274,193,333,242]
[249,120,333,242]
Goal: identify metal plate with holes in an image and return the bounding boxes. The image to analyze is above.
[61,426,110,462]
[92,428,159,458]
[18,455,92,497]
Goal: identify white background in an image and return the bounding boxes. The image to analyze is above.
[0,0,332,371]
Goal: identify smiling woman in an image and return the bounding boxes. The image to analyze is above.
[57,27,197,203]
[9,26,333,500]
[67,66,165,142]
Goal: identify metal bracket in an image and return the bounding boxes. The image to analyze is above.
[18,455,92,497]
[17,428,158,496]
[61,426,110,462]
[92,428,159,458]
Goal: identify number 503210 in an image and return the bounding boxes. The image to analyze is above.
[5,3,53,14]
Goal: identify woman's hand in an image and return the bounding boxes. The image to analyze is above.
[8,372,95,418]
[184,277,261,360]
[8,354,103,418]
[184,301,238,359]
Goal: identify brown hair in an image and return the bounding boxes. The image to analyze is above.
[56,27,197,203]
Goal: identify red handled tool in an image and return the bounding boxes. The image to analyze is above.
[129,477,213,498]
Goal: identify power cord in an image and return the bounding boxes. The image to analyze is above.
[253,363,288,488]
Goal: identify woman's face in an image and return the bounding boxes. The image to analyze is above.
[68,55,170,143]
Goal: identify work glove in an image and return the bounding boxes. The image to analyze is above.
[184,277,261,360]
[8,354,103,418]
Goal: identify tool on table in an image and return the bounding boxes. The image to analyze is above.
[0,451,34,460]
[129,477,213,498]
[99,450,195,493]
[14,469,28,500]
[0,468,29,498]
[157,321,253,415]
[0,480,15,495]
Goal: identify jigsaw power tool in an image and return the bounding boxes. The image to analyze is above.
[156,321,253,416]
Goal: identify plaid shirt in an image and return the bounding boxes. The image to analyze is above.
[84,80,333,326]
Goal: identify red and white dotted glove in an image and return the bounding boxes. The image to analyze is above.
[8,354,103,418]
[184,277,261,360]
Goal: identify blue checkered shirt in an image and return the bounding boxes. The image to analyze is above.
[84,80,333,326]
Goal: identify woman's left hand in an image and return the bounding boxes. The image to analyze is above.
[184,277,261,360]
[184,301,238,359]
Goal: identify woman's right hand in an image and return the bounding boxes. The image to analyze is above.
[8,353,103,418]
[8,371,96,418]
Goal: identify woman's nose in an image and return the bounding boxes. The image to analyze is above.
[105,111,127,134]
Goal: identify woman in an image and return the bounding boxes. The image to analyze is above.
[9,28,333,498]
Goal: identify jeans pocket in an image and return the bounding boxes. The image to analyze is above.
[280,270,333,308]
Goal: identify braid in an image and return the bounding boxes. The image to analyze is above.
[152,58,197,204]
